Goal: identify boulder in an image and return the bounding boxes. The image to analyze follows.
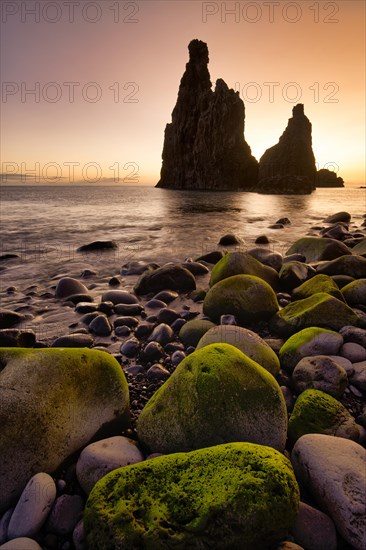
[342,278,366,306]
[197,325,280,376]
[258,104,317,194]
[291,434,366,549]
[247,248,283,271]
[292,356,347,398]
[292,274,344,302]
[288,389,359,442]
[156,40,258,191]
[0,348,129,512]
[204,275,279,325]
[84,442,299,550]
[324,211,351,223]
[316,169,344,188]
[55,277,89,299]
[279,261,315,290]
[271,293,360,337]
[134,265,196,295]
[137,343,287,454]
[179,319,216,347]
[316,255,366,278]
[285,238,351,263]
[352,238,366,257]
[279,327,344,372]
[209,252,279,289]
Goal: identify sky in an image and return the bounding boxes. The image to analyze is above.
[1,0,365,185]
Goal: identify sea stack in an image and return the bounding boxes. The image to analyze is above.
[156,39,258,190]
[258,104,317,194]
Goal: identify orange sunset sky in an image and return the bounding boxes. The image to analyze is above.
[1,0,365,185]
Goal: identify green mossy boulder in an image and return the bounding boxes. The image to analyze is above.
[0,348,129,513]
[285,237,351,263]
[179,319,216,348]
[279,327,344,372]
[352,238,366,257]
[197,325,280,376]
[292,274,344,302]
[137,343,287,453]
[84,442,300,550]
[288,389,360,443]
[203,275,279,325]
[270,293,360,337]
[209,252,279,289]
[342,279,366,306]
[316,255,366,279]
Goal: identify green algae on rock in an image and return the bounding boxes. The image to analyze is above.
[292,274,344,302]
[279,327,344,372]
[179,319,216,348]
[270,293,360,337]
[84,442,300,550]
[342,278,366,306]
[285,237,351,263]
[196,325,280,376]
[0,347,130,513]
[209,252,279,289]
[288,389,360,443]
[137,343,287,454]
[203,274,279,325]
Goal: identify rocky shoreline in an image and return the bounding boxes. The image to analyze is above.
[0,210,365,550]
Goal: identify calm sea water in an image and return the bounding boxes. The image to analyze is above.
[0,185,365,288]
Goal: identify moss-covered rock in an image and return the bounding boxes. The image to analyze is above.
[352,238,366,257]
[288,389,359,443]
[197,325,280,376]
[84,442,300,550]
[292,274,344,302]
[209,252,279,289]
[285,237,351,263]
[270,293,360,337]
[137,343,287,453]
[279,327,344,372]
[342,279,366,306]
[316,255,366,279]
[0,348,130,513]
[203,275,279,325]
[179,319,216,348]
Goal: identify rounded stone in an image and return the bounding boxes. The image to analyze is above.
[7,473,56,539]
[292,434,366,549]
[137,343,287,454]
[73,520,86,550]
[84,442,299,550]
[340,342,366,363]
[291,501,337,550]
[171,350,186,366]
[209,252,279,289]
[51,334,93,348]
[218,234,241,246]
[101,291,138,305]
[46,494,83,535]
[153,290,179,303]
[88,315,112,337]
[156,308,180,325]
[120,338,140,358]
[292,356,348,398]
[76,436,144,495]
[147,324,174,346]
[147,364,170,380]
[0,538,42,550]
[197,325,280,376]
[340,326,366,347]
[350,362,366,392]
[0,508,13,545]
[55,278,88,299]
[141,341,164,362]
[179,319,216,348]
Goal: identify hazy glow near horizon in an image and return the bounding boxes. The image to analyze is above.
[1,0,365,185]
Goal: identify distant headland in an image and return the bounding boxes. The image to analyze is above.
[156,39,344,194]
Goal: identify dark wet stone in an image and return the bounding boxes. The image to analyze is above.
[165,342,185,353]
[157,308,180,326]
[325,212,351,224]
[125,365,145,376]
[146,315,158,324]
[121,261,159,276]
[142,341,164,361]
[0,310,25,329]
[79,312,100,325]
[190,289,207,302]
[114,317,139,329]
[171,350,186,366]
[101,290,138,305]
[339,326,366,347]
[0,329,18,346]
[279,261,316,290]
[98,301,114,315]
[276,218,291,225]
[180,310,200,321]
[77,241,117,252]
[134,265,196,295]
[55,277,89,299]
[115,326,131,337]
[195,250,224,265]
[17,331,37,347]
[114,304,144,316]
[153,290,179,303]
[89,315,112,336]
[218,234,241,246]
[52,334,94,348]
[171,318,186,332]
[255,235,270,244]
[246,248,283,272]
[147,364,170,380]
[81,269,97,278]
[109,277,121,286]
[331,275,355,288]
[135,323,154,339]
[66,293,93,305]
[145,299,167,309]
[75,302,98,314]
[47,494,84,535]
[181,261,210,276]
[220,314,237,325]
[283,254,306,263]
[0,253,19,260]
[269,223,285,229]
[148,324,174,346]
[120,337,140,357]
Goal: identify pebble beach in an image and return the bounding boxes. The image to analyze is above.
[0,207,366,550]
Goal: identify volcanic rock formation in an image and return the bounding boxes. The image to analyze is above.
[258,104,317,194]
[156,39,258,190]
[316,168,345,188]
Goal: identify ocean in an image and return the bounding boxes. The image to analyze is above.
[0,184,365,290]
